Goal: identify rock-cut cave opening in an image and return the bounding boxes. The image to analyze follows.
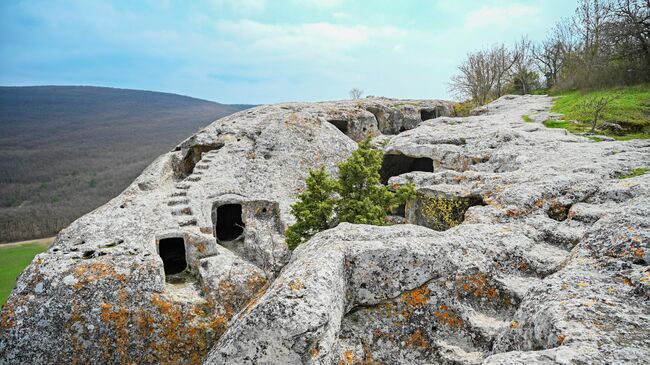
[176,144,223,178]
[380,154,434,184]
[158,237,187,275]
[216,204,245,241]
[328,120,349,134]
[420,109,437,121]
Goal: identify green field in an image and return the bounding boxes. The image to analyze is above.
[0,238,52,305]
[548,85,650,140]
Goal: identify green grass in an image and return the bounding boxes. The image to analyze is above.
[618,167,648,179]
[522,114,533,123]
[550,84,650,140]
[0,240,50,305]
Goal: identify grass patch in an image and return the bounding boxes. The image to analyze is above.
[0,240,51,305]
[550,84,650,140]
[618,167,648,179]
[522,115,533,123]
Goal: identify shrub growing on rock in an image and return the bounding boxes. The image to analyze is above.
[286,139,416,250]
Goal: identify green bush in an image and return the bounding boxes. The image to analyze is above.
[286,139,416,250]
[452,100,476,117]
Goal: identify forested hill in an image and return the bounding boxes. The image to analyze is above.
[0,86,251,243]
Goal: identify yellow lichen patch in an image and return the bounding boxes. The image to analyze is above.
[289,279,305,292]
[577,282,588,288]
[338,350,360,365]
[420,195,467,230]
[247,272,267,293]
[310,346,320,359]
[434,305,463,327]
[405,330,429,349]
[402,286,430,307]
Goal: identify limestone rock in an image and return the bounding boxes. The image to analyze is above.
[206,95,650,364]
[2,95,648,364]
[0,97,451,364]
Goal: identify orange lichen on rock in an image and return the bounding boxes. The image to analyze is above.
[73,260,126,289]
[402,286,430,307]
[0,295,27,330]
[405,330,429,349]
[433,305,463,327]
[557,335,566,345]
[338,350,360,365]
[456,273,499,299]
[310,345,320,359]
[247,272,268,293]
[634,247,644,258]
[147,293,226,365]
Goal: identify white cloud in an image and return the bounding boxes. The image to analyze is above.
[210,0,266,13]
[216,20,409,58]
[464,4,539,30]
[309,0,343,7]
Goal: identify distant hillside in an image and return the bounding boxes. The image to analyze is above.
[0,86,251,243]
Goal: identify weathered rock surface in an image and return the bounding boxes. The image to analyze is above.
[2,95,648,364]
[0,97,453,364]
[205,95,650,364]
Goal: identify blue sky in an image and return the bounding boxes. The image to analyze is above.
[0,0,577,104]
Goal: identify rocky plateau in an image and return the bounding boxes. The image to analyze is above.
[1,95,648,365]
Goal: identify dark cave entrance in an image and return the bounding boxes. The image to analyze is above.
[420,109,437,121]
[158,237,187,275]
[215,204,245,241]
[380,154,434,184]
[328,120,349,134]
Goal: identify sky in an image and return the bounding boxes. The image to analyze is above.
[0,0,578,104]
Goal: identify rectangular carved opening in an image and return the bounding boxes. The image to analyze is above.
[380,153,434,184]
[420,109,437,121]
[158,237,187,275]
[215,204,245,241]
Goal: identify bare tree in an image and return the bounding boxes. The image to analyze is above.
[490,44,519,98]
[511,37,539,94]
[610,0,650,78]
[448,49,497,105]
[580,94,618,132]
[574,0,613,70]
[533,21,575,88]
[349,88,363,99]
